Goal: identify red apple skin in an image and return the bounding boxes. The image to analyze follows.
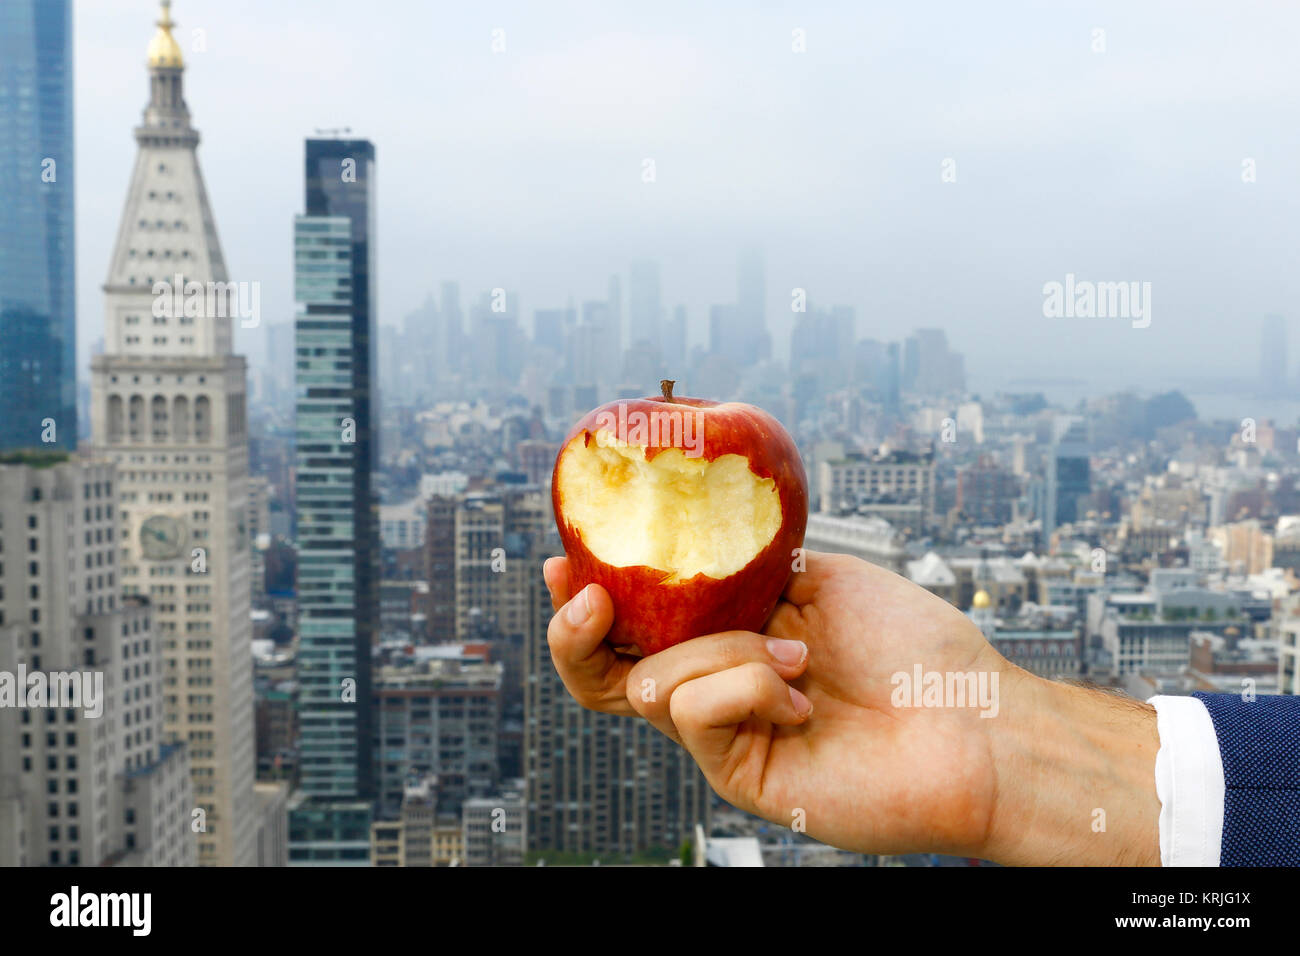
[552,393,808,656]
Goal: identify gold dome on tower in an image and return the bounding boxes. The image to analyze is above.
[147,0,184,69]
[972,589,992,609]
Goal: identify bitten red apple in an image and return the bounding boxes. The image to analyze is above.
[552,380,808,656]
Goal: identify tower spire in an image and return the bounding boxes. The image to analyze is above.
[141,0,192,138]
[94,0,251,867]
[147,0,184,69]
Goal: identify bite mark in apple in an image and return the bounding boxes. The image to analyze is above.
[553,388,808,655]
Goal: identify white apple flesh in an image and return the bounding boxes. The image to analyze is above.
[552,382,808,655]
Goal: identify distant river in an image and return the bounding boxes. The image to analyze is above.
[975,374,1300,426]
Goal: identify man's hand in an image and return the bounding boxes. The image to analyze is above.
[543,549,1162,866]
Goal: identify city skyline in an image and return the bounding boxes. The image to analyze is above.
[4,0,1300,880]
[69,0,1300,398]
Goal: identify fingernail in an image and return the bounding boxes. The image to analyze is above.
[789,686,813,718]
[766,638,807,666]
[565,586,592,626]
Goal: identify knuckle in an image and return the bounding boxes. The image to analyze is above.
[667,679,702,727]
[546,611,580,655]
[625,656,650,689]
[740,661,779,701]
[624,670,658,716]
[707,635,745,671]
[706,632,760,670]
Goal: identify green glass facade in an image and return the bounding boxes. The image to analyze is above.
[293,215,366,800]
[289,136,379,863]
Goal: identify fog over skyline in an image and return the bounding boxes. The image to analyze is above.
[73,0,1300,400]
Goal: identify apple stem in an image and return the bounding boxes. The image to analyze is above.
[660,379,676,403]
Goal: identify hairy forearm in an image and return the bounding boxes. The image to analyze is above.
[983,669,1162,866]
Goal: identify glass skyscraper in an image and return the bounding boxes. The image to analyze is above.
[0,0,76,450]
[1046,416,1092,539]
[289,139,379,864]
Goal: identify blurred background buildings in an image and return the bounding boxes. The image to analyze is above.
[1,1,1299,868]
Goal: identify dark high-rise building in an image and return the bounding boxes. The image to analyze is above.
[289,137,379,864]
[423,496,457,639]
[304,136,379,471]
[1045,416,1091,539]
[0,0,75,450]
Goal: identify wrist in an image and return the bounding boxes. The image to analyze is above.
[981,669,1162,866]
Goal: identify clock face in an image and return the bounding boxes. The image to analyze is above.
[139,514,185,560]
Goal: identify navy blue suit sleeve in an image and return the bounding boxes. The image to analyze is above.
[1190,692,1300,866]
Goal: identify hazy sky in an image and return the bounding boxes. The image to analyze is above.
[73,0,1300,397]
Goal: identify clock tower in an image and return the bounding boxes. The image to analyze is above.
[89,0,256,867]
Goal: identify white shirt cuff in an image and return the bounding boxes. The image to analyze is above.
[1148,695,1224,867]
